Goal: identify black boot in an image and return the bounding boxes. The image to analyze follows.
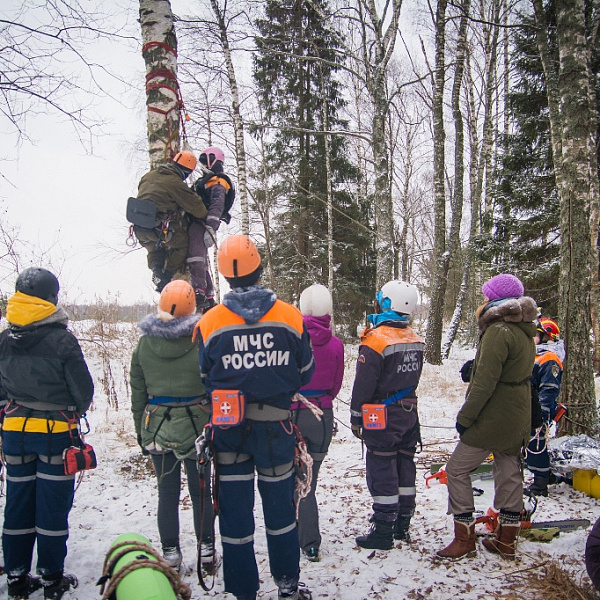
[7,575,42,599]
[525,475,549,497]
[152,269,172,292]
[356,519,394,550]
[42,574,78,600]
[393,513,413,541]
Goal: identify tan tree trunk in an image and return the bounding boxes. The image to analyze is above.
[139,0,181,168]
[533,0,598,435]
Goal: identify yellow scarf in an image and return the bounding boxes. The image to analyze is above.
[6,291,57,327]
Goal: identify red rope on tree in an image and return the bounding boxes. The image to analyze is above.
[142,41,177,57]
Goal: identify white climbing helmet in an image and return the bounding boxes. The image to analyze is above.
[378,280,418,315]
[299,284,333,317]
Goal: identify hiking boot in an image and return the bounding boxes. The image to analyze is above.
[278,583,312,599]
[162,546,182,571]
[42,574,77,600]
[525,475,549,497]
[203,297,217,313]
[393,513,412,542]
[200,540,218,574]
[302,546,320,562]
[152,269,172,293]
[194,289,208,312]
[8,575,42,599]
[436,519,476,560]
[356,519,394,550]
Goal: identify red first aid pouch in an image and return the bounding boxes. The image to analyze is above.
[362,404,388,430]
[63,443,97,475]
[211,390,245,427]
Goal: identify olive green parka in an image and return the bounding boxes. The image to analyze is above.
[137,163,207,220]
[130,312,209,459]
[457,296,538,455]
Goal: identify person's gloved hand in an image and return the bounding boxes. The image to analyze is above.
[456,422,467,436]
[137,434,149,456]
[459,359,474,383]
[204,226,216,248]
[351,424,363,440]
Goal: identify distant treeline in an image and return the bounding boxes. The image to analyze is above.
[63,302,155,323]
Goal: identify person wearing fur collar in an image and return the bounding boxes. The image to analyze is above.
[130,280,214,573]
[438,273,537,561]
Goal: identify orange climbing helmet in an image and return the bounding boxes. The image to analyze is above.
[217,235,261,280]
[537,317,560,341]
[159,280,196,317]
[172,150,197,171]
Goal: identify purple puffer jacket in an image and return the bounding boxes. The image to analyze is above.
[586,515,600,591]
[291,314,344,410]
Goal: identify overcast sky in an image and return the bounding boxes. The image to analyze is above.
[0,0,200,305]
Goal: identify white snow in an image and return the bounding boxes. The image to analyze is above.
[3,322,598,600]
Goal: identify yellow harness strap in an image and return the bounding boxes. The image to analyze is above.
[2,416,77,434]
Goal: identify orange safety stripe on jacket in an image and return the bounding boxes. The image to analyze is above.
[359,325,424,355]
[535,351,562,370]
[195,299,304,344]
[205,175,231,192]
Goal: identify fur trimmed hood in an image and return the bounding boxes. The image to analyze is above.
[477,296,538,334]
[137,313,199,339]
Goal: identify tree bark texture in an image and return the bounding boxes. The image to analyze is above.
[139,0,181,169]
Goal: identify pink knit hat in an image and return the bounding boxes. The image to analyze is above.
[481,274,524,300]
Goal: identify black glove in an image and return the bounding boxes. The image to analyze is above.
[351,424,363,440]
[137,434,149,456]
[456,422,467,436]
[459,359,474,383]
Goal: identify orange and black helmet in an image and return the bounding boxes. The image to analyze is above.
[217,235,262,286]
[172,150,197,171]
[159,280,196,317]
[537,317,560,341]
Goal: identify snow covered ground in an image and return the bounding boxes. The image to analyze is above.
[1,319,598,600]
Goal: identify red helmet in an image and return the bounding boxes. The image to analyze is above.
[537,317,560,341]
[199,147,225,170]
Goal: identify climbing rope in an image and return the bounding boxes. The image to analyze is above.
[98,540,191,600]
[141,41,190,161]
[292,424,313,520]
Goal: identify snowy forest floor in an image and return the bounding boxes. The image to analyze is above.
[1,319,598,600]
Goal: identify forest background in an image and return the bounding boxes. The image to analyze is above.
[0,0,599,437]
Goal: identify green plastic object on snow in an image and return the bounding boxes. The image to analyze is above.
[108,533,177,600]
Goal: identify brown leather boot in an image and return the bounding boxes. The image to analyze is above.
[436,519,476,559]
[482,523,520,558]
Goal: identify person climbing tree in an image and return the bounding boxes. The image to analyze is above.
[134,151,207,292]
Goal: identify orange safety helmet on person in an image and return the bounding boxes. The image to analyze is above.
[172,150,197,171]
[217,235,261,279]
[538,317,560,341]
[158,280,196,317]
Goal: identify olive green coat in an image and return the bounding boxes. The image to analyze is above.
[457,296,538,455]
[130,313,209,459]
[137,163,207,220]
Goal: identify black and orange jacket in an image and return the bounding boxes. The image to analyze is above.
[196,287,314,410]
[350,320,424,425]
[532,345,563,418]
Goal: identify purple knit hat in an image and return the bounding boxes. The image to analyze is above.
[481,274,524,300]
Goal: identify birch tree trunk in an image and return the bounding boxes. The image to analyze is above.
[533,0,598,435]
[441,0,471,359]
[139,0,181,168]
[360,0,403,289]
[208,0,250,234]
[423,0,448,365]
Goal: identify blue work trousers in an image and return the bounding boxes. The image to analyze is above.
[2,430,75,578]
[214,420,300,599]
[362,406,420,522]
[526,425,550,477]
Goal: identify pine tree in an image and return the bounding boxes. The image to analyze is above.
[478,6,561,315]
[253,0,372,330]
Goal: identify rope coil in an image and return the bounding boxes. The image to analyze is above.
[98,540,191,600]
